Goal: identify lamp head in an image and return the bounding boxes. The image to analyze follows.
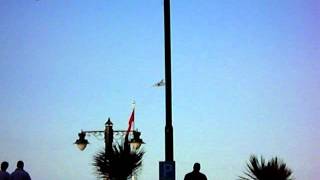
[74,131,89,151]
[129,130,145,150]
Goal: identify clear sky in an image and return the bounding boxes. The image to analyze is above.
[0,0,319,179]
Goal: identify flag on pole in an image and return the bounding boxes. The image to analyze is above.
[126,108,135,135]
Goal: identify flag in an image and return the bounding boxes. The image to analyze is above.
[126,109,135,135]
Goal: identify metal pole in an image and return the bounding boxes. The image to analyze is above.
[164,0,174,162]
[105,119,113,158]
[160,1,175,179]
[105,118,113,180]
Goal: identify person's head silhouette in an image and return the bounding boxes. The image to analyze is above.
[1,161,9,171]
[17,161,24,169]
[193,162,201,172]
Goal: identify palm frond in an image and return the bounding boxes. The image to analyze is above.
[239,155,293,180]
[93,143,144,180]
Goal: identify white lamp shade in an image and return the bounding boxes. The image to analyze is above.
[76,143,87,151]
[130,142,142,150]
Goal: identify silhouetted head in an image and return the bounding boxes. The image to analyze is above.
[1,161,9,171]
[17,161,24,169]
[193,163,201,172]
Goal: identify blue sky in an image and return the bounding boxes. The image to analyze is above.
[0,0,319,179]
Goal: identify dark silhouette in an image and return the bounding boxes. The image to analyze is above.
[10,161,31,180]
[0,161,10,180]
[93,142,144,180]
[239,155,293,180]
[184,163,207,180]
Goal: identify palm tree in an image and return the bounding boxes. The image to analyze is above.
[93,142,144,180]
[239,155,293,180]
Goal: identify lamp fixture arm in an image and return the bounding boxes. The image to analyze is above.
[81,130,140,134]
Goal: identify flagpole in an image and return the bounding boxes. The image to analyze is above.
[132,100,136,131]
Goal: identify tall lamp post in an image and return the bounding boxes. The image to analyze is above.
[160,0,175,180]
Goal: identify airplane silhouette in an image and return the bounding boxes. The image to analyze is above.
[153,79,165,87]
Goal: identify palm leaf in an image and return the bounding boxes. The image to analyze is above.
[93,143,144,180]
[239,155,293,180]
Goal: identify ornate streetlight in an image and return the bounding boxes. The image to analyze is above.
[74,117,144,152]
[74,118,144,179]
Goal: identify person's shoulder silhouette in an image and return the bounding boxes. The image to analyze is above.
[184,163,207,180]
[0,161,10,180]
[10,161,31,180]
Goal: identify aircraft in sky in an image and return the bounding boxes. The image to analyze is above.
[153,79,165,87]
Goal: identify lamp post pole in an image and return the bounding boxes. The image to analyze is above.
[105,118,114,159]
[159,0,175,180]
[164,0,173,163]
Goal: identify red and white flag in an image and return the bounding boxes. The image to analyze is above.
[126,109,135,134]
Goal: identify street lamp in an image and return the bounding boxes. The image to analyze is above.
[74,117,144,152]
[74,131,89,151]
[129,131,144,150]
